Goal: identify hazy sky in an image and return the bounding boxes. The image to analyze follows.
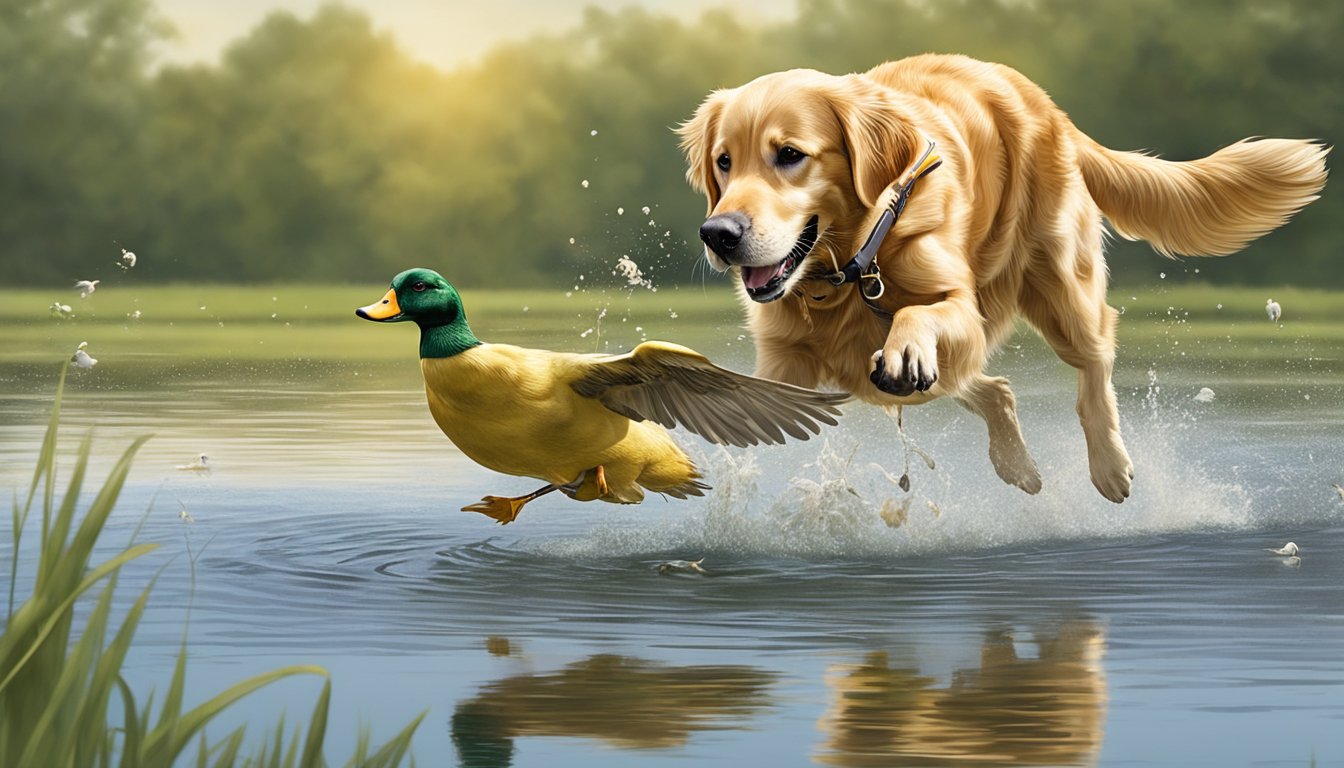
[154,0,791,70]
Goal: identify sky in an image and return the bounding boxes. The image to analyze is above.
[153,0,792,70]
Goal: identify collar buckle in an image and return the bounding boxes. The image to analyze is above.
[824,140,942,287]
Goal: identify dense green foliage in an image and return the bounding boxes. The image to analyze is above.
[1,0,1337,288]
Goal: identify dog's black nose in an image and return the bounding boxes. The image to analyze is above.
[699,213,749,257]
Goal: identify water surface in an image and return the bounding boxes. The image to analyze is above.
[2,292,1342,766]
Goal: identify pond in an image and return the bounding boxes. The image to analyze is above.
[2,284,1342,766]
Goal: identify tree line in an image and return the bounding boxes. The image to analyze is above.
[1,0,1337,288]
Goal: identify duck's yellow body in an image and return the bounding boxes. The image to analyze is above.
[422,344,700,504]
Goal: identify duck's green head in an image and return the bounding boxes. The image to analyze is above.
[356,268,462,324]
[356,268,480,357]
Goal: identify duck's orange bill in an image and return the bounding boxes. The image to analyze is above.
[356,288,401,321]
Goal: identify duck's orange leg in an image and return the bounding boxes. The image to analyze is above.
[563,466,611,502]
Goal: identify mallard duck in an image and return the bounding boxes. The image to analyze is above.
[356,268,848,524]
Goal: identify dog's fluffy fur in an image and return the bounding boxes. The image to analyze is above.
[678,54,1327,501]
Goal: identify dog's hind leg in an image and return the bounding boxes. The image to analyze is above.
[1020,208,1134,502]
[1069,336,1133,503]
[955,374,1042,494]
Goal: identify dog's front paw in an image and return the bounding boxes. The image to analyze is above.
[869,339,938,397]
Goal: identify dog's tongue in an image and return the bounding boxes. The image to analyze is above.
[741,262,783,291]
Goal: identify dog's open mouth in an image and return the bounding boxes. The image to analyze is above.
[740,215,819,302]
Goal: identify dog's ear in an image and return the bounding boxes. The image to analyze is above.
[825,76,922,208]
[676,89,730,214]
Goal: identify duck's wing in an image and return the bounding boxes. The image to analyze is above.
[570,341,849,447]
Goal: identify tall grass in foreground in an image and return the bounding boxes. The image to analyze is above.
[0,368,424,766]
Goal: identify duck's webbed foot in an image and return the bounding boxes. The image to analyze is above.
[462,496,528,525]
[462,482,559,525]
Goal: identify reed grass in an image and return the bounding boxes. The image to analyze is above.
[0,367,424,767]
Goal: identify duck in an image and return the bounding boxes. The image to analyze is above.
[356,268,848,524]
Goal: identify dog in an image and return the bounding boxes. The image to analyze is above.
[678,53,1327,502]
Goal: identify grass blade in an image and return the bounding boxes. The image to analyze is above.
[23,366,65,567]
[115,676,143,768]
[67,435,152,581]
[155,641,190,752]
[8,492,23,622]
[37,430,92,593]
[299,678,332,768]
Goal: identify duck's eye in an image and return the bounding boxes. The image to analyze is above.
[777,146,806,167]
[412,281,428,292]
[716,153,731,173]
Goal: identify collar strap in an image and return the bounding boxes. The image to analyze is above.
[826,141,942,286]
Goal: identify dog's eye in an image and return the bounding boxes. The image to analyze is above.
[716,153,731,173]
[412,281,428,292]
[777,146,806,167]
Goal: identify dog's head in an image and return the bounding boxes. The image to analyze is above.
[678,70,922,302]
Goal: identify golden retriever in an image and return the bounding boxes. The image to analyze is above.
[678,53,1327,502]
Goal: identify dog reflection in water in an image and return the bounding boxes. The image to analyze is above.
[451,654,774,766]
[816,622,1107,766]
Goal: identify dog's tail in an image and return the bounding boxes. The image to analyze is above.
[1075,132,1328,257]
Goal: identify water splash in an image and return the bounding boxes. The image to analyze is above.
[530,388,1260,562]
